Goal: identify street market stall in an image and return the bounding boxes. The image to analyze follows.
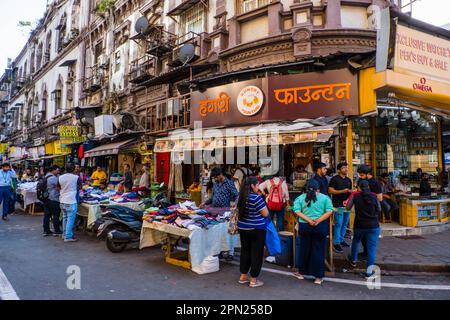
[139,202,239,274]
[78,187,147,230]
[16,181,42,215]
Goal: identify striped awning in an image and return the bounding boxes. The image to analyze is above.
[84,139,136,158]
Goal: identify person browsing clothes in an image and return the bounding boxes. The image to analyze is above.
[200,168,238,208]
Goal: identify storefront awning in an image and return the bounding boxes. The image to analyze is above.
[84,139,136,158]
[40,154,70,160]
[154,120,341,153]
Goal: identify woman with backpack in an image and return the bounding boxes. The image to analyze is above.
[237,176,270,288]
[292,179,333,285]
[345,179,382,278]
[258,173,290,231]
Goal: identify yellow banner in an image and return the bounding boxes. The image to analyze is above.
[59,125,80,137]
[0,143,7,154]
[54,141,70,155]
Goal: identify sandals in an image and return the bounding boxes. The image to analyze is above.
[314,278,324,285]
[238,279,250,284]
[249,280,264,288]
[292,272,305,280]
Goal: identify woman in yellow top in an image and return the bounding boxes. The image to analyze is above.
[188,178,201,193]
[21,168,33,181]
[90,166,107,187]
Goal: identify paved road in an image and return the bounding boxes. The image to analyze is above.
[1,214,449,300]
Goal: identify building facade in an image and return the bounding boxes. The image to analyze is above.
[0,0,401,164]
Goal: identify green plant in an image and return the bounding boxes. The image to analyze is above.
[97,0,116,14]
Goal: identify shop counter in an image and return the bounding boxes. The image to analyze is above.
[398,196,450,227]
[140,220,240,274]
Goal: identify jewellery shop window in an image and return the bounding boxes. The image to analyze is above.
[352,117,372,180]
[376,108,439,189]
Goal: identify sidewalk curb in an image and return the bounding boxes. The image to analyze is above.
[333,256,450,273]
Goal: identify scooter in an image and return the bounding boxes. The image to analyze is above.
[97,192,170,253]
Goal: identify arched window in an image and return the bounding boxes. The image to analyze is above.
[44,32,52,64]
[37,42,43,70]
[57,13,67,52]
[32,94,39,127]
[30,50,35,74]
[41,85,48,122]
[52,76,63,116]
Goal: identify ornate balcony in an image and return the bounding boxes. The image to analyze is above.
[129,56,156,84]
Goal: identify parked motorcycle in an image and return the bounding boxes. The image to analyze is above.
[97,192,170,253]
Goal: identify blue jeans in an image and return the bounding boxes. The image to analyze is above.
[269,208,285,232]
[61,203,78,240]
[351,228,380,271]
[0,186,12,218]
[333,208,351,245]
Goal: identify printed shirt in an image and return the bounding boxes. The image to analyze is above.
[238,192,267,230]
[293,193,334,224]
[206,177,238,208]
[0,170,17,187]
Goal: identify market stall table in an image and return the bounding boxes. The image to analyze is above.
[78,201,146,230]
[139,220,240,274]
[17,182,42,215]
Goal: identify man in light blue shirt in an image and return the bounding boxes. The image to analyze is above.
[0,163,17,221]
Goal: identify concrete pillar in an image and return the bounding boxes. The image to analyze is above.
[268,1,283,37]
[325,0,341,29]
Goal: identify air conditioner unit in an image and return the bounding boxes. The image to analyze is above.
[94,115,114,136]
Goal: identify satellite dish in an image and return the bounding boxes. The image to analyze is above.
[178,43,196,65]
[135,16,150,34]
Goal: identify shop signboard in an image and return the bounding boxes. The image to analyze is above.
[59,125,80,137]
[394,24,450,84]
[190,69,359,128]
[0,143,7,154]
[54,140,71,155]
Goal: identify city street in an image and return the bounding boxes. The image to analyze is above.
[1,214,449,300]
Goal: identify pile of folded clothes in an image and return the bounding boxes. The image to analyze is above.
[110,191,140,203]
[80,188,117,205]
[142,201,232,231]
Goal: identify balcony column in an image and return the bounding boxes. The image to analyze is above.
[228,18,239,48]
[325,0,341,29]
[268,1,283,37]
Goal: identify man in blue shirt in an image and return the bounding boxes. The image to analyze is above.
[0,163,17,221]
[201,167,238,208]
[312,162,329,196]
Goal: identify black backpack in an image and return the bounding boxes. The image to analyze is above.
[37,175,50,202]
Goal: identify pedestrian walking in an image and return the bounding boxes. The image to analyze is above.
[59,163,80,242]
[328,163,353,253]
[345,179,382,278]
[0,163,17,221]
[43,165,62,237]
[237,176,270,288]
[292,179,333,285]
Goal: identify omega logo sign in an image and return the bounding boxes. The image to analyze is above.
[237,86,264,116]
[413,77,433,93]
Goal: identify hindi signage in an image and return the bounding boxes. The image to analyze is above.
[190,69,359,128]
[394,24,450,83]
